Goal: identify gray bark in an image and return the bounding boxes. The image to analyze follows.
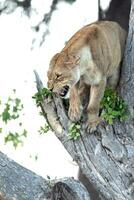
[51,178,91,200]
[34,0,134,199]
[0,152,90,200]
[0,152,51,200]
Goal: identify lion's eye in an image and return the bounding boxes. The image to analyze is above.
[56,73,62,79]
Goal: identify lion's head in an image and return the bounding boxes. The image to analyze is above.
[47,52,80,98]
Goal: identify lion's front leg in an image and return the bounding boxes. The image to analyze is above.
[68,84,82,122]
[87,78,106,132]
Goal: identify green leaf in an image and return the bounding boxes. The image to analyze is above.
[32,87,53,107]
[101,88,127,125]
[38,124,51,134]
[76,124,81,129]
[4,130,27,149]
[22,129,27,137]
[2,105,11,123]
[68,123,80,140]
[1,95,23,123]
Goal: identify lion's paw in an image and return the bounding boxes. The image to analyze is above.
[68,106,82,122]
[86,117,102,133]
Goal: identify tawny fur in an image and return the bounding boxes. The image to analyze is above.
[47,21,126,131]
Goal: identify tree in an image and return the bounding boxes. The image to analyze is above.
[0,0,134,199]
[34,0,134,199]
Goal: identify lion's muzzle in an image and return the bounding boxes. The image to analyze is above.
[59,85,69,98]
[58,85,69,98]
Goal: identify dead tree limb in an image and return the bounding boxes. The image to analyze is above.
[0,152,51,200]
[51,178,91,200]
[0,151,90,200]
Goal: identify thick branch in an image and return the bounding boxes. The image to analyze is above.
[35,70,134,200]
[51,178,91,200]
[0,152,90,200]
[0,152,51,200]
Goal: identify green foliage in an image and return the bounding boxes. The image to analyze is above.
[38,124,51,134]
[1,97,23,123]
[68,122,80,140]
[32,87,53,106]
[0,90,28,148]
[100,89,127,125]
[5,129,27,148]
[33,88,53,136]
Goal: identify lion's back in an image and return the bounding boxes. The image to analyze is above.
[61,21,126,76]
[86,21,126,75]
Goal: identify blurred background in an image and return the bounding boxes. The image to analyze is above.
[0,0,110,179]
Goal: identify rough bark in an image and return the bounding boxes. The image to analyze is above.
[0,151,90,200]
[34,1,134,199]
[0,152,51,200]
[51,178,91,200]
[99,0,131,31]
[105,0,131,31]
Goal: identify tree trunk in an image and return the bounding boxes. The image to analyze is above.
[99,0,131,31]
[34,0,134,199]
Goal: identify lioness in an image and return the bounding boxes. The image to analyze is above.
[47,21,126,131]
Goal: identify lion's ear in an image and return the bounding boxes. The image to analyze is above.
[65,54,80,68]
[49,53,60,68]
[47,70,51,78]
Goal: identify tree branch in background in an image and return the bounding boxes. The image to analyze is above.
[0,0,32,15]
[15,0,31,10]
[34,0,76,31]
[33,0,59,33]
[0,0,76,47]
[0,4,7,15]
[32,0,59,47]
[32,0,76,47]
